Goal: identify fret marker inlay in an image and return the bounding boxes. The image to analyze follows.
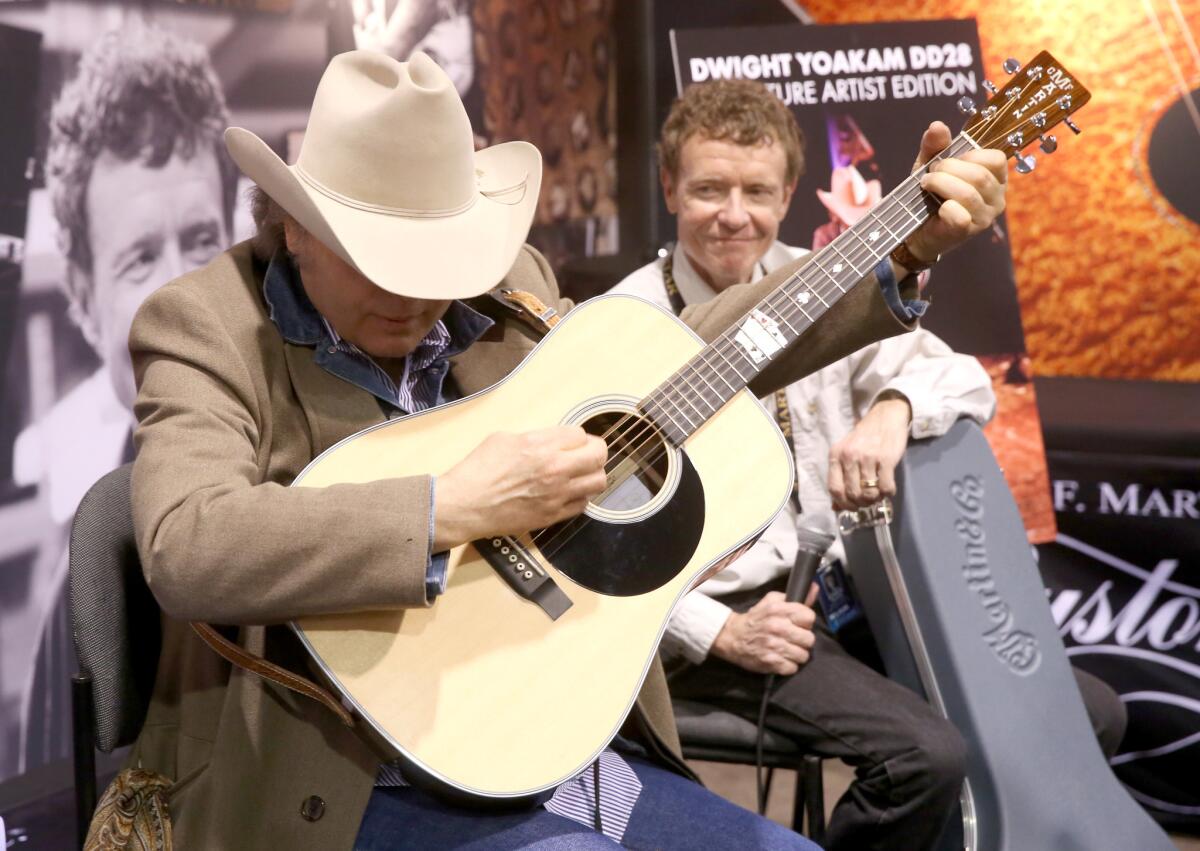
[733,310,787,364]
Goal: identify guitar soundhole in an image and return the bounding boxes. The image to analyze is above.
[581,411,671,514]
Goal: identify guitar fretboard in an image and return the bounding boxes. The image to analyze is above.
[640,134,976,446]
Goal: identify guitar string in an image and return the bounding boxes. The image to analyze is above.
[525,169,946,556]
[583,145,956,461]
[570,136,972,479]
[528,102,1051,559]
[612,94,1035,468]
[558,91,1030,468]
[599,80,1036,459]
[527,119,1014,558]
[595,92,1035,463]
[526,149,960,558]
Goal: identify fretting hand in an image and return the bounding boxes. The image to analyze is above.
[900,121,1008,268]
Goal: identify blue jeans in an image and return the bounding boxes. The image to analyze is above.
[355,755,821,850]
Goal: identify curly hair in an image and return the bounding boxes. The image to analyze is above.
[45,21,239,311]
[248,184,292,262]
[658,79,805,185]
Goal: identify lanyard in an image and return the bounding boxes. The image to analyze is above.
[661,249,801,509]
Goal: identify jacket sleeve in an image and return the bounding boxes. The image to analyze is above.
[129,283,432,625]
[846,328,996,438]
[676,252,923,398]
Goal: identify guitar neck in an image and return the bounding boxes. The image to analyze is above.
[640,133,978,446]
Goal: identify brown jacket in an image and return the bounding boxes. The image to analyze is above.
[127,240,916,849]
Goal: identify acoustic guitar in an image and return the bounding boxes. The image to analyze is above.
[289,52,1089,803]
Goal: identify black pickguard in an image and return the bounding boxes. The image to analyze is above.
[540,451,705,596]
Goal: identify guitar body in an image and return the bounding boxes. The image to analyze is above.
[289,295,793,801]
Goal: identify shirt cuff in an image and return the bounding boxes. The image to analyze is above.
[875,257,929,322]
[427,477,449,601]
[664,592,734,664]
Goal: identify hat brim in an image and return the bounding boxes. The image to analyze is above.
[225,127,542,300]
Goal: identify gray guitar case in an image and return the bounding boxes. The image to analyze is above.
[841,419,1173,851]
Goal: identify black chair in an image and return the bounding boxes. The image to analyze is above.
[68,464,162,850]
[674,698,826,842]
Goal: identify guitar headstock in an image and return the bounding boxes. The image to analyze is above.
[958,51,1091,174]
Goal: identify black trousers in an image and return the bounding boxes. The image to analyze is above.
[667,591,1127,851]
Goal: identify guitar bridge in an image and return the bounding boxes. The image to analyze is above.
[476,536,573,620]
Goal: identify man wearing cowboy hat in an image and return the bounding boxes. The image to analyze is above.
[611,78,1126,851]
[124,53,1005,848]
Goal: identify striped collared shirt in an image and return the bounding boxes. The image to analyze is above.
[318,314,452,413]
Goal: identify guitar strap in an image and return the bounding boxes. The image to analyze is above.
[661,250,801,509]
[191,286,565,726]
[485,286,562,332]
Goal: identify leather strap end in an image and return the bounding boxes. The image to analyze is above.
[491,287,561,332]
[190,622,354,727]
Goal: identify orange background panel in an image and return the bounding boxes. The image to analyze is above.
[804,0,1200,381]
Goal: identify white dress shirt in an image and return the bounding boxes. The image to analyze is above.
[610,242,996,664]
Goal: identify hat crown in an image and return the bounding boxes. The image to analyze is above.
[296,51,475,213]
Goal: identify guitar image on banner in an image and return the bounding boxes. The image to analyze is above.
[288,52,1089,803]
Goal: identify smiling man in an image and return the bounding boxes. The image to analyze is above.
[10,21,237,775]
[611,79,1125,851]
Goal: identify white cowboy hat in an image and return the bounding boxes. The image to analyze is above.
[816,165,881,228]
[225,50,541,299]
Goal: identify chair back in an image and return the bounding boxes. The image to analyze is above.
[68,463,161,753]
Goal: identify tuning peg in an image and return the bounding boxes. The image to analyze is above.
[983,80,998,94]
[1003,58,1021,74]
[1039,134,1058,154]
[1064,116,1082,134]
[956,96,977,115]
[1015,153,1037,174]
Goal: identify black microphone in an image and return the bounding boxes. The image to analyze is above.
[784,514,837,604]
[757,512,836,812]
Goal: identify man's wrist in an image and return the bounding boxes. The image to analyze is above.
[709,610,739,661]
[894,236,939,271]
[872,390,913,425]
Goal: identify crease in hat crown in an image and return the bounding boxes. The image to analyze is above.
[294,51,477,216]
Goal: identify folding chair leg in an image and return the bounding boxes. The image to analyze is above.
[802,754,826,844]
[791,763,806,833]
[759,766,775,815]
[72,674,97,850]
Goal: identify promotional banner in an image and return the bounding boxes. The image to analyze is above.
[670,18,1056,543]
[0,0,620,792]
[1042,450,1200,825]
[799,0,1200,383]
[0,0,329,786]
